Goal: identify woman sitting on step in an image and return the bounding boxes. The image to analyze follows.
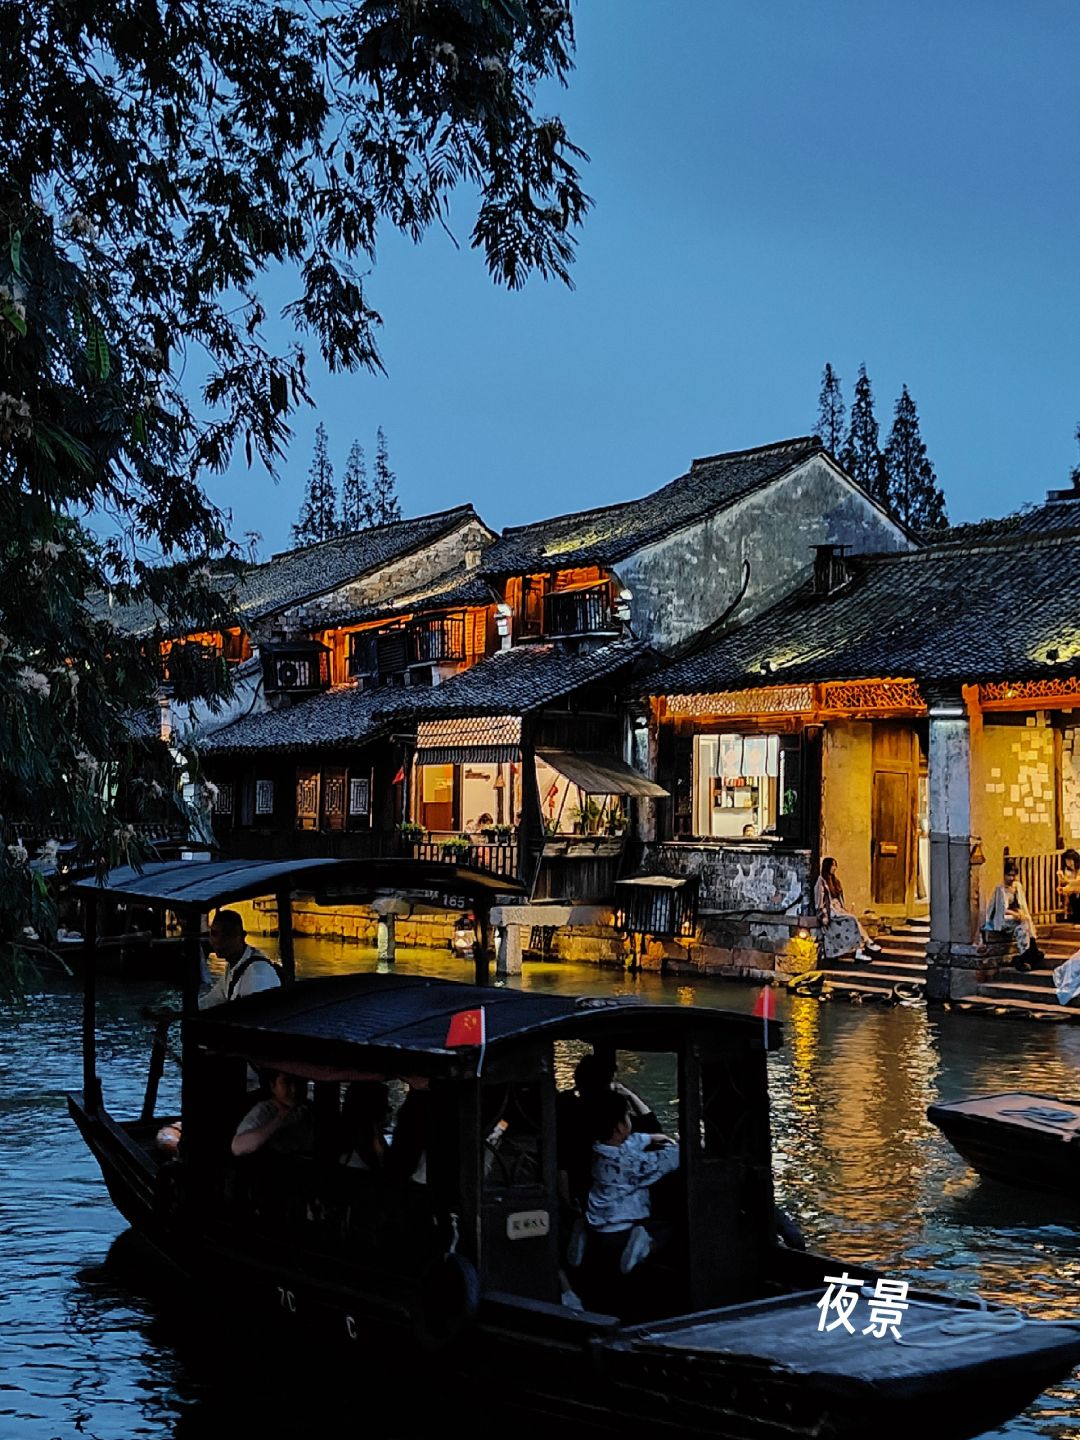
[814,857,882,965]
[984,859,1040,971]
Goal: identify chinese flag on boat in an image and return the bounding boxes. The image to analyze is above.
[446,1007,486,1048]
[752,986,775,1021]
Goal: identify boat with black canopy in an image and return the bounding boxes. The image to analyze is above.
[928,1091,1080,1195]
[68,858,1080,1439]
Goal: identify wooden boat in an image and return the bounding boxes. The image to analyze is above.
[68,860,1080,1440]
[928,1091,1080,1195]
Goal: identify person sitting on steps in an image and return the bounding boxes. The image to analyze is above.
[814,857,882,965]
[984,859,1041,971]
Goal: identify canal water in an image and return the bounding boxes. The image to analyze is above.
[2,939,1079,1438]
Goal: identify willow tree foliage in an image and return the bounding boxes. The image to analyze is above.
[0,0,589,968]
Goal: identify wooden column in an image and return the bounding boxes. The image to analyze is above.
[276,890,296,984]
[81,895,101,1112]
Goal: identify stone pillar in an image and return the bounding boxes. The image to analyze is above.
[377,913,396,963]
[925,688,981,999]
[495,922,523,977]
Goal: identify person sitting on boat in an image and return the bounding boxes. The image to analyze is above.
[985,859,1040,971]
[386,1075,433,1185]
[339,1081,390,1171]
[198,909,281,1009]
[814,858,882,965]
[231,1071,313,1158]
[586,1090,679,1276]
[557,1053,660,1213]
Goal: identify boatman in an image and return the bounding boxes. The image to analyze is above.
[198,909,281,1009]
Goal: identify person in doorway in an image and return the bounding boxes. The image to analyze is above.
[814,858,882,964]
[1057,849,1080,924]
[586,1091,679,1275]
[198,909,281,1009]
[985,859,1040,970]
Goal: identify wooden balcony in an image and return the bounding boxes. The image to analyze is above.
[412,837,520,882]
[543,587,615,638]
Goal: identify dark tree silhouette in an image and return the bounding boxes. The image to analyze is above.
[340,441,372,533]
[841,364,884,502]
[884,386,948,531]
[371,427,402,525]
[293,424,338,544]
[816,363,846,454]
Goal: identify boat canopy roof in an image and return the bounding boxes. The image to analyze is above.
[72,856,523,912]
[188,972,777,1078]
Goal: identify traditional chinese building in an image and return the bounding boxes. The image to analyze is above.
[640,482,1080,999]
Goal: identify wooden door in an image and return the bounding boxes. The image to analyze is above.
[872,770,910,907]
[321,766,347,832]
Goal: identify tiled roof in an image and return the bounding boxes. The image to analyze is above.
[645,533,1080,693]
[925,493,1080,548]
[318,564,496,628]
[380,638,648,719]
[480,437,826,575]
[94,506,486,638]
[198,685,390,754]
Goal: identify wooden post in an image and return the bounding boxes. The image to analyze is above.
[181,913,203,1016]
[277,889,296,984]
[82,895,101,1112]
[140,1015,170,1123]
[474,902,492,986]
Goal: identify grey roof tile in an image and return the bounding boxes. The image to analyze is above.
[646,533,1080,693]
[481,437,825,575]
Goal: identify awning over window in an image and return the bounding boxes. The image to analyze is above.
[416,715,522,766]
[536,749,668,798]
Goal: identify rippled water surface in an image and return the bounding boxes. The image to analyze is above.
[2,938,1079,1438]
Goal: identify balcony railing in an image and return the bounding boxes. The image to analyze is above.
[544,587,614,637]
[412,837,520,881]
[1008,848,1067,927]
[411,615,466,664]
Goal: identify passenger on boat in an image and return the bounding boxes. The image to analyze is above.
[198,910,281,1009]
[386,1075,433,1184]
[231,1071,313,1158]
[339,1081,390,1170]
[814,858,882,964]
[586,1090,680,1275]
[985,860,1040,970]
[557,1053,659,1213]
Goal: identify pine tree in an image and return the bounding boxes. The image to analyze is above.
[339,441,372,532]
[371,427,402,524]
[841,364,884,502]
[816,363,846,454]
[292,423,338,544]
[884,386,948,531]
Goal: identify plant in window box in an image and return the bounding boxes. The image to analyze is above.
[398,821,425,845]
[492,823,514,844]
[604,805,626,836]
[441,834,473,860]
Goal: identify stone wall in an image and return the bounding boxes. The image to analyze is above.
[975,715,1057,875]
[639,841,812,913]
[1064,724,1080,846]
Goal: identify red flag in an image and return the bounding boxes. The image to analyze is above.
[446,1007,486,1048]
[392,766,405,784]
[752,986,775,1021]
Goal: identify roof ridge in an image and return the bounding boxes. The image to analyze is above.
[688,434,822,471]
[267,504,477,563]
[856,529,1080,564]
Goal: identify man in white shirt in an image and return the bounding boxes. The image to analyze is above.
[198,909,281,1009]
[586,1090,679,1274]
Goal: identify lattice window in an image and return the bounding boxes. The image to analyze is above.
[255,779,274,815]
[349,777,371,815]
[324,772,345,817]
[213,782,233,815]
[296,772,318,823]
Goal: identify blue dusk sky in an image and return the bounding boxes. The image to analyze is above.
[208,2,1080,558]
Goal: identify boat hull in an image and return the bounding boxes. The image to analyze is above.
[70,1093,1080,1440]
[928,1092,1080,1194]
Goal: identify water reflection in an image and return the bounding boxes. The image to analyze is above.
[0,938,1078,1438]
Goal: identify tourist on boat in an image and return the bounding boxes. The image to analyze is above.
[985,859,1039,970]
[339,1081,390,1171]
[557,1053,660,1213]
[586,1090,680,1275]
[1058,849,1080,923]
[198,910,281,1009]
[231,1071,313,1158]
[386,1075,433,1184]
[813,858,882,964]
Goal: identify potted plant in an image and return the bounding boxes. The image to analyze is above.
[442,833,473,861]
[493,823,514,844]
[398,821,425,845]
[570,798,604,835]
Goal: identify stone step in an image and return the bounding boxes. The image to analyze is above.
[814,967,925,989]
[950,994,1079,1021]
